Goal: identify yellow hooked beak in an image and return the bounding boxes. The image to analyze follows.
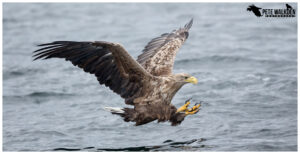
[184,76,198,84]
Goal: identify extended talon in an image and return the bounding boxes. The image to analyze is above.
[185,102,201,115]
[176,98,192,113]
[185,109,200,115]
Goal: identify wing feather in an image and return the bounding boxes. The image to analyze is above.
[137,19,193,76]
[33,41,151,101]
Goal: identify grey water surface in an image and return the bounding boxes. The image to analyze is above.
[3,3,297,151]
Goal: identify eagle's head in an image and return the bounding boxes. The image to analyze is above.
[174,73,198,85]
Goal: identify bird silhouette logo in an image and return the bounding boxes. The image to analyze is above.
[247,4,296,18]
[247,4,262,17]
[286,4,293,10]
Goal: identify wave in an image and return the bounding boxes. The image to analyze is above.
[4,91,75,98]
[52,138,206,151]
[175,55,296,66]
[3,68,45,80]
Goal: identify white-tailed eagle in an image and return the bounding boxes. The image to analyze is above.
[33,19,201,126]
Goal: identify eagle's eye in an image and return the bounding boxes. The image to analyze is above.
[184,76,189,79]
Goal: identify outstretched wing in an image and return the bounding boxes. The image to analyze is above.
[33,41,151,102]
[137,19,193,76]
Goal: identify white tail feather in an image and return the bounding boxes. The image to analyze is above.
[104,107,124,114]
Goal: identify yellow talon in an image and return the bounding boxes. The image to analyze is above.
[176,99,191,113]
[185,109,200,115]
[188,104,201,112]
[185,103,201,115]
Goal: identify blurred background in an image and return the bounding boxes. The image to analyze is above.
[3,3,297,151]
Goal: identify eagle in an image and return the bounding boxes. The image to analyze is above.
[33,19,201,126]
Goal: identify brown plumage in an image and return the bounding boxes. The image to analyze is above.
[33,19,197,126]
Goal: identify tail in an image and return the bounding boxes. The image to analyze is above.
[104,107,124,115]
[104,107,140,124]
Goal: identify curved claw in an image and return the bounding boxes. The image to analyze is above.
[191,103,201,111]
[194,101,203,106]
[185,102,201,115]
[177,98,192,113]
[185,98,192,103]
[185,108,200,115]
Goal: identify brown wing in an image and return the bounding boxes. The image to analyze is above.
[137,19,193,76]
[33,41,152,102]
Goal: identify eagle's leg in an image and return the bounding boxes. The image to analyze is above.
[176,98,192,112]
[185,102,201,115]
